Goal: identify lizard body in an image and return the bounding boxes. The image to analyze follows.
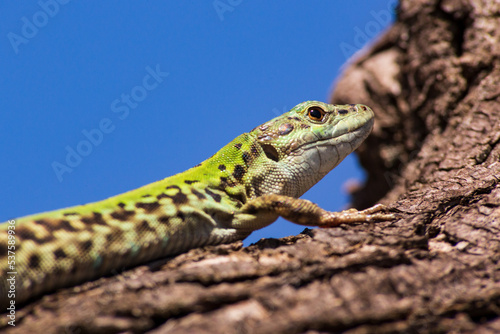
[0,101,393,308]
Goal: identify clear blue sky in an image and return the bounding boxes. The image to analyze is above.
[0,1,394,245]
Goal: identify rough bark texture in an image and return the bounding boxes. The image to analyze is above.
[4,0,500,333]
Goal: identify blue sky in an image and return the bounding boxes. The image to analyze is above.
[0,1,394,245]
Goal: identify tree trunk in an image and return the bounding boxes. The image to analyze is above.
[4,0,500,333]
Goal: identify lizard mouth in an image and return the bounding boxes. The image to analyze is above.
[294,117,374,153]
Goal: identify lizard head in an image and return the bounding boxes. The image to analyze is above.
[247,101,374,197]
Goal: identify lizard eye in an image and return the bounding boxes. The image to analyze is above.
[307,107,325,121]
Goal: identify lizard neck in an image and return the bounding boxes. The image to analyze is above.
[173,132,261,205]
[183,131,301,201]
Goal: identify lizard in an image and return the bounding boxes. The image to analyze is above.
[0,101,394,308]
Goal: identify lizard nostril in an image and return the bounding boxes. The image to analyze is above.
[338,109,349,115]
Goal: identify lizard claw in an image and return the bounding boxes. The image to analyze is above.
[357,204,396,221]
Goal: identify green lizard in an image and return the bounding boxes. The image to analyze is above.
[1,101,394,308]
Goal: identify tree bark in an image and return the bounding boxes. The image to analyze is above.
[4,0,500,333]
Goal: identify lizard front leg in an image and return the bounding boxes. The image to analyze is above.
[241,194,395,227]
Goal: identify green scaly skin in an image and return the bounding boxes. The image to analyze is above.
[0,101,394,308]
